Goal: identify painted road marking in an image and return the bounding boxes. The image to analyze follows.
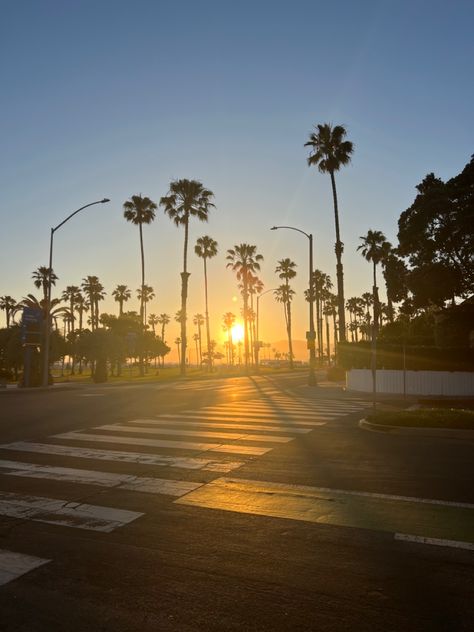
[0,550,50,586]
[0,459,203,497]
[0,491,143,532]
[175,478,474,545]
[164,410,327,420]
[95,424,293,444]
[128,419,313,434]
[52,432,271,456]
[394,533,474,551]
[161,412,331,425]
[0,442,244,473]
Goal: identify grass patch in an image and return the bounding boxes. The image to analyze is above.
[366,408,474,430]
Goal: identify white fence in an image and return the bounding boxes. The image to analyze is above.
[346,369,474,396]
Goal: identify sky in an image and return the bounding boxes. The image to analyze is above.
[1,0,473,359]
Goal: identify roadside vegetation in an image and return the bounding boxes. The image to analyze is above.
[366,408,474,430]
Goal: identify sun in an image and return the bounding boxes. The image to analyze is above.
[231,323,244,343]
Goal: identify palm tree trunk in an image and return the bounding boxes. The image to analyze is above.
[243,273,249,369]
[373,262,379,335]
[138,223,146,377]
[325,312,330,364]
[287,300,294,369]
[330,171,346,342]
[180,219,190,376]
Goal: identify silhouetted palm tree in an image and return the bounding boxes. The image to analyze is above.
[137,284,155,325]
[81,276,105,331]
[358,230,388,333]
[123,195,157,327]
[157,313,170,343]
[195,235,218,370]
[274,284,296,365]
[305,123,354,341]
[0,296,17,328]
[32,266,58,302]
[226,244,263,368]
[222,312,236,365]
[275,258,297,369]
[148,313,159,335]
[160,179,215,376]
[175,337,182,365]
[193,313,204,367]
[112,284,132,317]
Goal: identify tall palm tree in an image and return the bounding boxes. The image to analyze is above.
[61,286,80,374]
[305,123,354,341]
[357,230,388,333]
[274,284,296,366]
[32,266,58,302]
[160,179,215,376]
[175,337,182,365]
[361,292,374,340]
[275,258,297,369]
[148,313,159,335]
[137,284,155,325]
[193,333,200,368]
[81,276,105,331]
[245,273,264,364]
[226,244,263,369]
[112,284,132,317]
[123,195,157,327]
[157,313,170,342]
[0,296,17,328]
[193,313,205,367]
[194,235,218,370]
[222,312,236,365]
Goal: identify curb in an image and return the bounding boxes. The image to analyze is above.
[359,418,474,439]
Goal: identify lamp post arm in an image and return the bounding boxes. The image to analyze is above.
[271,225,310,239]
[52,199,110,233]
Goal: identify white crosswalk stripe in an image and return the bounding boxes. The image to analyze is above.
[0,550,50,586]
[127,419,313,433]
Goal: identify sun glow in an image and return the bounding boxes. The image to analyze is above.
[230,323,244,343]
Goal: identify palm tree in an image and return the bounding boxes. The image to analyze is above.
[193,333,200,367]
[112,284,131,317]
[137,284,155,325]
[123,195,157,327]
[175,337,182,365]
[61,286,80,374]
[0,296,17,328]
[245,273,264,364]
[193,313,205,367]
[274,284,296,366]
[194,235,218,370]
[148,313,159,335]
[157,313,170,343]
[81,276,105,331]
[222,312,236,365]
[305,123,354,342]
[358,230,388,333]
[32,266,58,302]
[226,244,263,369]
[361,292,374,340]
[160,179,215,376]
[275,258,297,369]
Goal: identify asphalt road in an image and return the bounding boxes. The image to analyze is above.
[0,373,473,631]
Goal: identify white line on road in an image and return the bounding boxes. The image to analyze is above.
[0,549,50,586]
[128,419,313,433]
[0,491,143,532]
[52,432,271,456]
[0,459,203,497]
[164,409,327,420]
[95,424,293,443]
[151,413,329,426]
[0,442,244,473]
[394,533,474,551]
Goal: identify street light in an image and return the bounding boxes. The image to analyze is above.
[42,198,110,387]
[255,287,278,371]
[271,225,317,386]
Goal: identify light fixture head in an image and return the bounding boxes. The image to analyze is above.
[101,198,111,203]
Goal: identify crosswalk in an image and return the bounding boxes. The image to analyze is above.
[0,395,368,585]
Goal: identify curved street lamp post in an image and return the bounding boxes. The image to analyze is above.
[271,225,317,386]
[42,198,110,387]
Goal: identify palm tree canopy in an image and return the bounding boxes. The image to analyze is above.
[112,284,132,302]
[274,285,295,304]
[123,195,157,225]
[222,312,236,329]
[193,313,205,326]
[195,235,218,259]
[305,123,354,174]
[157,313,170,326]
[275,258,297,282]
[136,285,155,302]
[357,230,389,265]
[226,244,263,280]
[160,179,215,226]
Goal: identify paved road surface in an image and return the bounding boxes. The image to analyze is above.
[0,373,473,631]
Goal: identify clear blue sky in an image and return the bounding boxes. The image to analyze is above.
[1,0,473,353]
